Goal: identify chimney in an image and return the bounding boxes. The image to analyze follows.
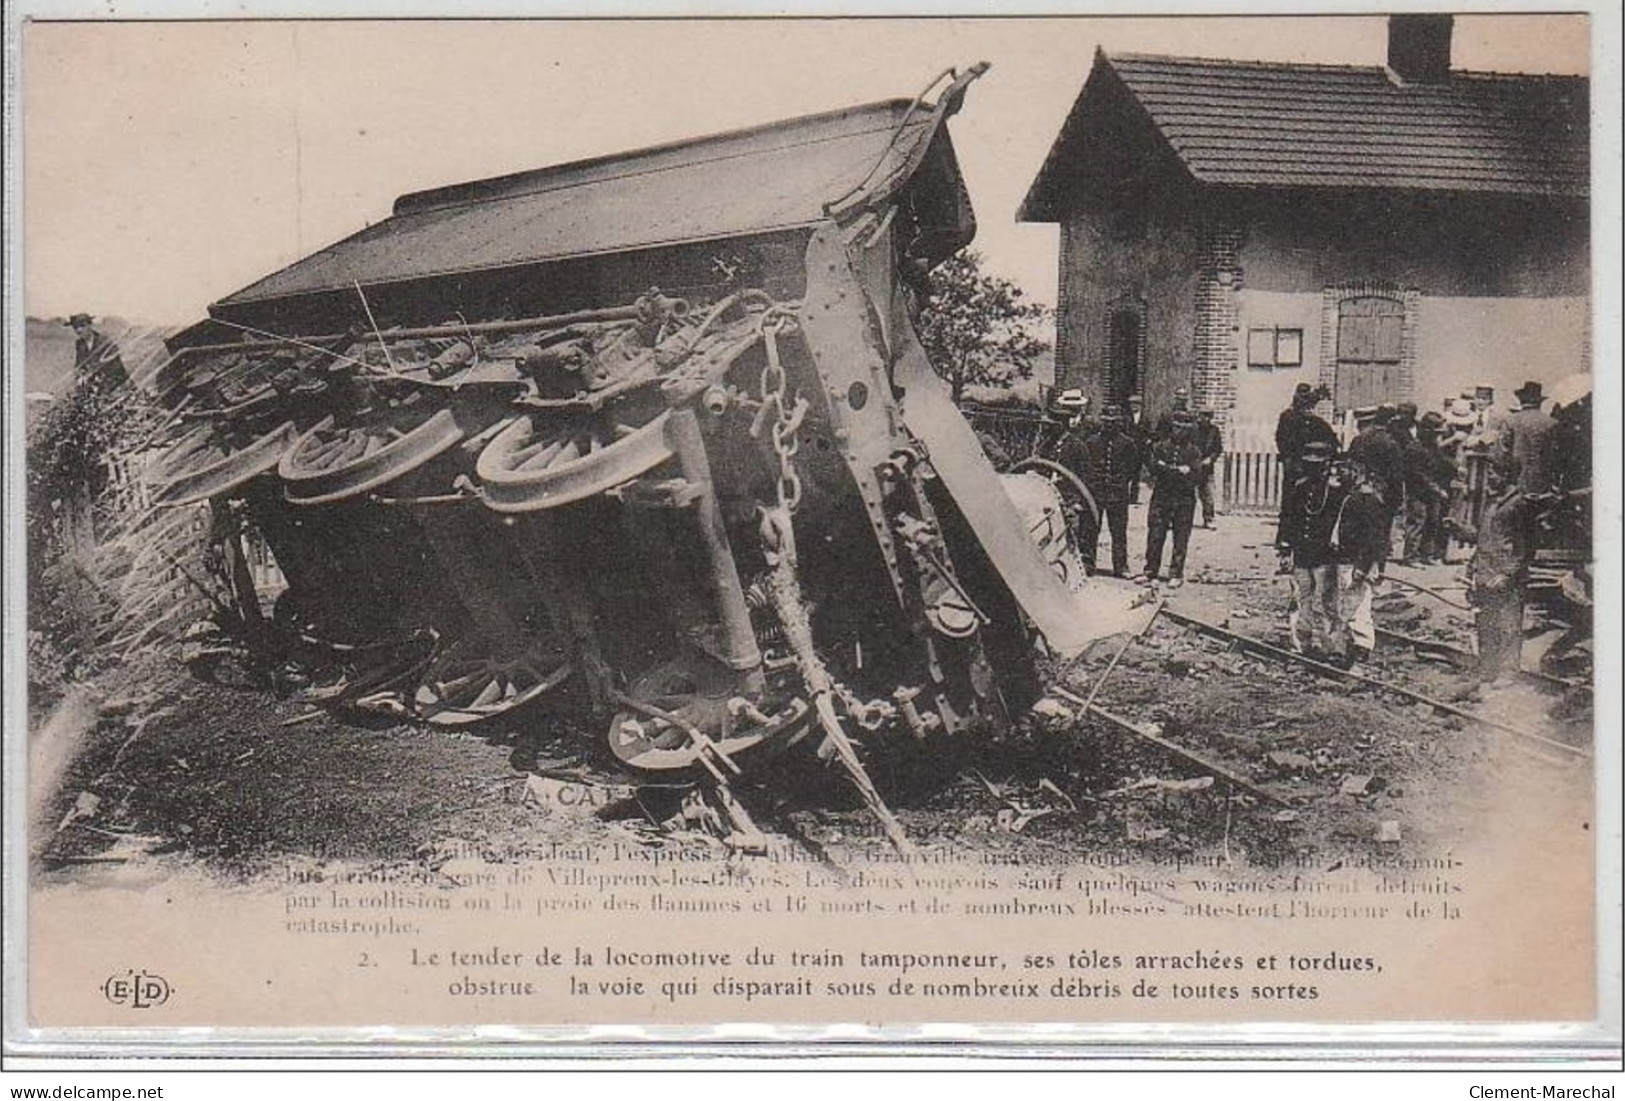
[1387,14,1454,84]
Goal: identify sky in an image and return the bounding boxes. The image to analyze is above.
[21,12,1596,325]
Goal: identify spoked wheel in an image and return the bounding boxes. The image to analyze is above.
[412,635,573,726]
[1007,457,1098,585]
[476,398,674,513]
[607,658,812,773]
[280,409,467,505]
[298,636,437,709]
[149,421,299,507]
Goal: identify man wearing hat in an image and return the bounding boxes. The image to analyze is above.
[1274,382,1336,546]
[1042,387,1093,462]
[1494,380,1558,496]
[67,313,129,396]
[1138,408,1204,588]
[1059,402,1139,577]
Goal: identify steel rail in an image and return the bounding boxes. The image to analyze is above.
[1050,687,1290,807]
[1159,609,1591,761]
[1373,626,1591,695]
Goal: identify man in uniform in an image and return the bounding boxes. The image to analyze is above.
[1279,439,1391,666]
[1061,403,1138,577]
[1346,405,1405,542]
[1137,409,1204,589]
[1274,382,1337,547]
[1152,385,1192,441]
[1278,438,1345,659]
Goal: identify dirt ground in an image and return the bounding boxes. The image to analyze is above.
[28,507,1595,883]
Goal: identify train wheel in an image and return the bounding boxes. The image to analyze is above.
[475,400,674,513]
[279,410,466,505]
[412,636,573,726]
[150,421,299,507]
[606,657,810,772]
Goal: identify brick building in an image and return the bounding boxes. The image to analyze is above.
[1018,16,1589,449]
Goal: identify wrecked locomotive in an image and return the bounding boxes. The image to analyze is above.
[140,66,1147,838]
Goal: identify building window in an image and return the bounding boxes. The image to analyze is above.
[1333,295,1407,410]
[1337,297,1403,365]
[1246,326,1304,369]
[1104,296,1147,406]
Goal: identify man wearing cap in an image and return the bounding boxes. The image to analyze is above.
[1060,403,1138,577]
[1274,382,1336,547]
[1152,385,1192,441]
[1346,405,1405,529]
[68,313,129,397]
[1138,409,1204,588]
[1278,438,1343,657]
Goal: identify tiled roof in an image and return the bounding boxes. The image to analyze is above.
[217,100,937,308]
[1021,50,1588,219]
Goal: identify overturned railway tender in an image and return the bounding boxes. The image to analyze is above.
[144,66,1148,826]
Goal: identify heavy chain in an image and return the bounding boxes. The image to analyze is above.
[756,313,808,514]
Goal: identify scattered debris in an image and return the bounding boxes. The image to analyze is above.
[1030,697,1076,723]
[995,806,1053,833]
[1267,750,1315,773]
[56,791,102,834]
[1338,774,1378,797]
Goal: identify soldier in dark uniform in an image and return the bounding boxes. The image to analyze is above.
[1061,403,1138,577]
[1152,385,1191,441]
[1277,439,1389,666]
[1345,405,1405,569]
[1137,409,1203,589]
[1274,382,1336,547]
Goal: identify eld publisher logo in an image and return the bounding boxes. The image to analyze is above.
[102,969,171,1009]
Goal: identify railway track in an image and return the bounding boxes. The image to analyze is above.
[1155,608,1592,763]
[1372,626,1590,695]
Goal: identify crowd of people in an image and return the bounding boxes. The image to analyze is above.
[1273,378,1589,677]
[1001,372,1589,681]
[1045,385,1221,590]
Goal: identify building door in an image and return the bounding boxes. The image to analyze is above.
[1334,295,1404,410]
[1107,307,1144,406]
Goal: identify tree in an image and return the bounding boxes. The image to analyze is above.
[915,250,1052,405]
